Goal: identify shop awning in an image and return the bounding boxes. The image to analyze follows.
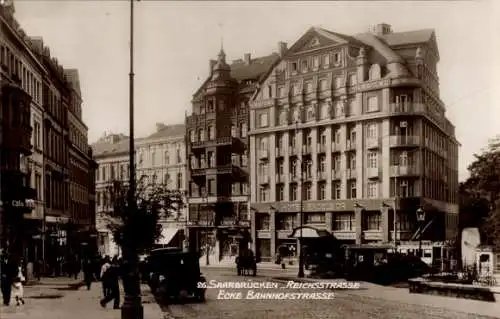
[157,227,181,245]
[289,226,332,239]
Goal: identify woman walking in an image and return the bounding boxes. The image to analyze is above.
[12,263,25,306]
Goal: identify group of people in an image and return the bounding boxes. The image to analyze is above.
[0,252,26,307]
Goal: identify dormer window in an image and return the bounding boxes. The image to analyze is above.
[313,56,320,69]
[334,52,341,65]
[322,54,330,67]
[207,100,214,112]
[301,60,308,72]
[291,62,298,72]
[277,86,285,98]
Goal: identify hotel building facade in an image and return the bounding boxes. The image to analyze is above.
[248,24,459,261]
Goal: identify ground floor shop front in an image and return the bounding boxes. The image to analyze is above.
[187,226,251,263]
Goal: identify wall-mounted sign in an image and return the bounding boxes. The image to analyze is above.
[0,199,35,208]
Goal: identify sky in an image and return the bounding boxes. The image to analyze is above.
[12,0,500,182]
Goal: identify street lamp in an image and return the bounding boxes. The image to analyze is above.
[121,0,143,318]
[416,207,425,258]
[294,121,306,278]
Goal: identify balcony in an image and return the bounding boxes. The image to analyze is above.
[275,147,285,157]
[389,103,425,114]
[366,167,380,179]
[390,165,420,177]
[302,144,312,154]
[191,140,206,149]
[290,146,300,156]
[258,149,269,160]
[332,169,342,180]
[317,143,326,153]
[346,169,357,179]
[191,168,206,176]
[389,135,420,147]
[275,174,285,183]
[331,142,341,152]
[366,137,380,149]
[259,175,271,185]
[317,170,327,180]
[191,137,242,150]
[345,140,355,151]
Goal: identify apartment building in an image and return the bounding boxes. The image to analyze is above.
[248,24,459,261]
[136,123,187,248]
[186,47,282,263]
[0,3,96,262]
[93,124,187,257]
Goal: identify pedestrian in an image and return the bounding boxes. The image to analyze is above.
[100,256,111,298]
[0,252,15,306]
[82,259,93,290]
[100,257,120,309]
[11,264,25,306]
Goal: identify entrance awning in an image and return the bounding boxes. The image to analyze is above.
[289,226,331,239]
[157,228,181,245]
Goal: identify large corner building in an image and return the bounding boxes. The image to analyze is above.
[185,46,284,263]
[247,24,459,261]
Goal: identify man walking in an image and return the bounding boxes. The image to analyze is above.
[100,256,120,309]
[82,259,94,290]
[1,253,15,306]
[100,256,111,298]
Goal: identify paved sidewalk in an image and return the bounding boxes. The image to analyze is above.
[271,275,500,318]
[0,279,164,319]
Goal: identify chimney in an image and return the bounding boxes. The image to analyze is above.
[278,41,288,57]
[156,123,166,132]
[371,23,392,36]
[209,59,217,74]
[244,53,251,65]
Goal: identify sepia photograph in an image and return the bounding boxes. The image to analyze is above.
[0,0,499,318]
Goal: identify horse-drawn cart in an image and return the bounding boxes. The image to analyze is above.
[236,248,256,276]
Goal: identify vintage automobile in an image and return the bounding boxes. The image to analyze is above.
[147,248,206,302]
[235,248,257,276]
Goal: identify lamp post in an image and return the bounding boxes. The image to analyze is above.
[205,190,210,266]
[121,0,143,318]
[295,121,306,278]
[416,207,425,259]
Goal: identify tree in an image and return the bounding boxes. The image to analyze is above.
[103,176,184,255]
[462,136,500,249]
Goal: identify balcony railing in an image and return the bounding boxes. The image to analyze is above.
[331,142,341,152]
[345,140,355,151]
[366,138,380,149]
[346,169,357,179]
[259,175,271,184]
[275,174,285,183]
[317,170,327,180]
[332,169,342,180]
[389,135,421,147]
[302,144,312,154]
[366,167,379,179]
[290,146,300,156]
[258,149,269,160]
[390,165,420,176]
[275,147,285,157]
[317,143,326,153]
[389,103,425,114]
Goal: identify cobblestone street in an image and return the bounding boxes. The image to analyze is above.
[161,268,500,319]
